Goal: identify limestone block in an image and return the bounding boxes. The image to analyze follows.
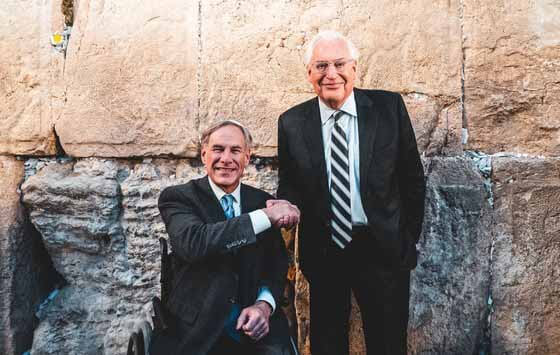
[57,0,199,158]
[408,157,492,353]
[200,0,463,156]
[0,157,26,354]
[0,157,58,354]
[491,156,560,354]
[294,157,492,354]
[21,158,283,354]
[463,0,560,155]
[0,0,64,155]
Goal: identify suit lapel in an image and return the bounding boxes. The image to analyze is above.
[195,176,227,222]
[303,98,330,208]
[355,89,378,199]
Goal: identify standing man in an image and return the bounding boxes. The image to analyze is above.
[276,31,426,354]
[154,120,299,354]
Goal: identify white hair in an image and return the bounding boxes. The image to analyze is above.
[303,30,360,66]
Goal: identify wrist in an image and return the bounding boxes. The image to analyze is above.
[256,300,272,318]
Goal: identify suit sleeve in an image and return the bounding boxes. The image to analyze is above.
[158,187,257,264]
[277,115,301,207]
[396,93,426,243]
[259,228,289,309]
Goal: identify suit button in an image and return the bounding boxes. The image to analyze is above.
[228,297,236,304]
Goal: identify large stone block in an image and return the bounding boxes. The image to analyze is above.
[57,0,199,158]
[408,157,492,353]
[0,157,58,354]
[21,158,283,354]
[463,0,560,155]
[491,156,560,354]
[0,0,64,155]
[200,0,463,156]
[294,157,492,354]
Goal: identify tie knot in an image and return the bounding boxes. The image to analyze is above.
[332,111,344,122]
[221,194,235,219]
[221,194,234,207]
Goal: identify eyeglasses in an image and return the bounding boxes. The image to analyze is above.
[311,59,355,73]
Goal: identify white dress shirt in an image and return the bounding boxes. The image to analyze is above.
[319,90,369,225]
[207,177,277,312]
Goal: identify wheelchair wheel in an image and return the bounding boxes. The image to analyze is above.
[137,320,153,355]
[126,330,145,355]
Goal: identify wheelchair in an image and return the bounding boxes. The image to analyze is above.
[127,238,299,355]
[127,238,173,355]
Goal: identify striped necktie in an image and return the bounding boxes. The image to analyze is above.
[330,111,353,249]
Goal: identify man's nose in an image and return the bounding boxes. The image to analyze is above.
[219,150,233,163]
[325,63,338,78]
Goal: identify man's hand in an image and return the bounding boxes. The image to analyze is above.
[236,301,272,341]
[263,200,300,229]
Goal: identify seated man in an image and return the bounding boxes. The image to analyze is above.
[151,120,299,355]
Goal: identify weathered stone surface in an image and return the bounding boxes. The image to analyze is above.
[56,0,199,158]
[464,0,560,155]
[294,157,492,354]
[0,157,58,354]
[491,156,560,354]
[408,157,492,354]
[200,0,463,156]
[21,158,284,354]
[0,0,64,155]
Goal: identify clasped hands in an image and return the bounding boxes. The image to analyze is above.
[263,199,300,229]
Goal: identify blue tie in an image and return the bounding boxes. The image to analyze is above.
[220,194,241,342]
[220,194,235,220]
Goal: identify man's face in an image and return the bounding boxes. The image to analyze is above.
[307,39,356,109]
[201,125,250,193]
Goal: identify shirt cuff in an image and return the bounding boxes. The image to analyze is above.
[256,286,276,314]
[249,209,272,235]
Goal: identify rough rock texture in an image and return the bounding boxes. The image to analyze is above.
[21,158,281,354]
[463,0,560,155]
[408,157,492,354]
[491,156,560,354]
[294,157,492,354]
[0,0,64,155]
[0,157,58,354]
[56,0,200,158]
[200,0,463,156]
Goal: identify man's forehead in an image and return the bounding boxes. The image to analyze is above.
[207,125,247,146]
[312,39,350,56]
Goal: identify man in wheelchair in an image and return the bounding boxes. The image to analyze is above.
[146,120,299,355]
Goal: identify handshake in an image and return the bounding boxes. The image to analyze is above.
[262,200,300,229]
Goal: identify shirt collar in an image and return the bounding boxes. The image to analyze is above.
[319,90,357,126]
[207,176,241,204]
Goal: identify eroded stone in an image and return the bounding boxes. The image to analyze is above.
[491,156,560,354]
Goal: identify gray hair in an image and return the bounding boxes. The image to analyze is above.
[303,30,360,66]
[200,120,253,149]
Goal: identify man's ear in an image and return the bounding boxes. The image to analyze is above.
[244,149,251,168]
[200,145,207,164]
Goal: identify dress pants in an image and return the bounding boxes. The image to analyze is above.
[208,332,292,355]
[309,228,411,355]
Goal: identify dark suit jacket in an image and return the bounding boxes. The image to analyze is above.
[277,88,426,275]
[157,176,289,354]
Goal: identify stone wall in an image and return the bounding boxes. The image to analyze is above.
[1,0,559,354]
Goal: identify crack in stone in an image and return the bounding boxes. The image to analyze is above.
[196,0,202,138]
[52,125,67,157]
[459,0,468,141]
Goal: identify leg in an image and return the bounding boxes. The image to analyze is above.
[308,254,352,355]
[352,262,410,355]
